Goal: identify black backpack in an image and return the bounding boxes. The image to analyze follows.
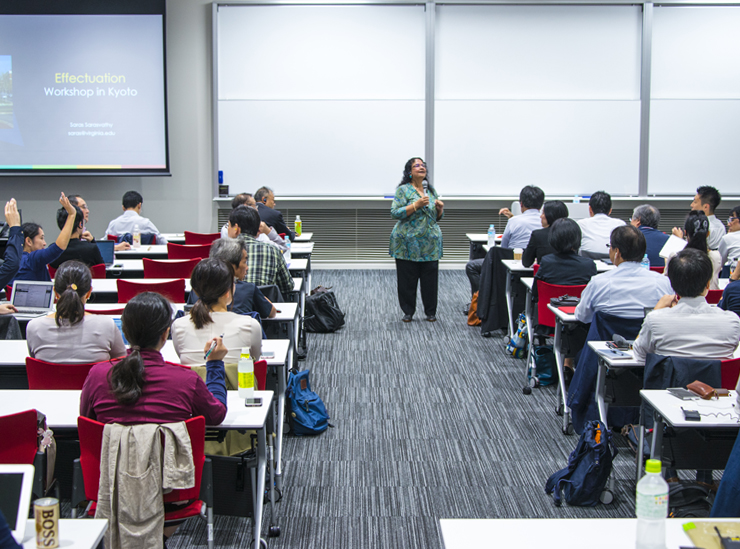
[304,286,345,333]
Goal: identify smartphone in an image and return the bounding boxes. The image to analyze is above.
[597,348,631,359]
[681,408,701,421]
[245,398,262,407]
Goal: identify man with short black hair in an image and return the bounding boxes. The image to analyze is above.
[574,225,673,323]
[577,191,625,259]
[630,204,669,267]
[49,205,105,268]
[220,192,287,251]
[105,191,166,244]
[719,205,740,268]
[499,185,545,249]
[254,186,294,241]
[674,186,725,250]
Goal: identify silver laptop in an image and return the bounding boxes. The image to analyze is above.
[11,280,55,319]
[0,464,35,544]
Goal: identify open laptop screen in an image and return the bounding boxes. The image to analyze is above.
[11,282,53,309]
[0,464,35,544]
[96,240,115,266]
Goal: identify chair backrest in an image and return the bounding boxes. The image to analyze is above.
[254,359,267,391]
[184,231,220,246]
[117,278,186,303]
[26,357,96,390]
[532,264,540,276]
[167,243,211,260]
[649,266,664,274]
[48,266,57,278]
[106,234,118,242]
[0,410,38,465]
[536,281,587,328]
[90,264,107,279]
[86,306,126,315]
[706,289,724,305]
[258,284,283,303]
[143,258,200,279]
[4,285,10,300]
[721,358,740,390]
[78,415,206,504]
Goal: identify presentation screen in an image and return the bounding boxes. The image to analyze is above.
[0,0,169,176]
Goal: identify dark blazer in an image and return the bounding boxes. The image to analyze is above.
[639,226,669,268]
[0,226,23,289]
[533,251,597,301]
[257,203,294,241]
[49,238,105,268]
[720,279,740,318]
[522,227,554,268]
[187,280,273,320]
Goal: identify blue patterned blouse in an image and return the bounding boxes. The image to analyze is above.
[389,183,444,262]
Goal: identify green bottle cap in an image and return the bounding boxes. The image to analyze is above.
[645,459,662,474]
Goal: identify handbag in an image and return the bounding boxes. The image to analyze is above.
[550,295,581,307]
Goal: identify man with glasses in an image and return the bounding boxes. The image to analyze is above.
[69,194,131,251]
[719,206,740,269]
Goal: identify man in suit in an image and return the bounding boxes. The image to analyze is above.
[630,204,669,267]
[254,186,294,241]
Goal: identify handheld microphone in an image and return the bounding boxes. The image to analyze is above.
[422,181,428,194]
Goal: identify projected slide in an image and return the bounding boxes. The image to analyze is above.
[0,14,167,172]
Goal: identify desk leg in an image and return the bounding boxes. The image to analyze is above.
[251,424,267,549]
[650,410,664,463]
[505,272,514,340]
[523,287,534,385]
[552,319,571,434]
[275,331,293,493]
[595,357,609,425]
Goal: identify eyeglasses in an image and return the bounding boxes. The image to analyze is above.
[412,163,427,169]
[728,217,739,224]
[605,244,612,249]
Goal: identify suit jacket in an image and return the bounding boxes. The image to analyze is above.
[533,251,597,301]
[521,227,554,268]
[477,246,525,333]
[639,226,669,268]
[257,203,294,241]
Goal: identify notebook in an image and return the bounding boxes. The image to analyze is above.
[95,240,115,267]
[0,464,35,544]
[11,280,55,319]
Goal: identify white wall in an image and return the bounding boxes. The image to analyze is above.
[0,0,216,239]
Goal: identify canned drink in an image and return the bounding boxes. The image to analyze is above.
[34,497,59,548]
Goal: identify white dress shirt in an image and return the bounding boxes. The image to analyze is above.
[220,223,287,251]
[707,214,726,250]
[105,210,167,244]
[500,208,542,249]
[664,249,722,290]
[719,231,740,266]
[577,213,625,256]
[574,261,674,323]
[632,295,740,363]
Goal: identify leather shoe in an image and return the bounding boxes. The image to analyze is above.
[426,315,437,322]
[402,314,413,322]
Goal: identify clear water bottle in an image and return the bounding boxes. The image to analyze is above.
[237,348,254,399]
[284,235,291,264]
[635,459,669,549]
[641,253,650,270]
[132,224,141,248]
[487,224,495,247]
[295,215,302,237]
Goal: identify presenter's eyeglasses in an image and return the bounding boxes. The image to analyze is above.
[412,163,426,169]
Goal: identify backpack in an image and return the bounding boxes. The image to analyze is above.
[545,420,617,506]
[286,369,330,436]
[304,287,345,333]
[505,313,528,358]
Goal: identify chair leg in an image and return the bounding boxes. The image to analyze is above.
[207,506,214,549]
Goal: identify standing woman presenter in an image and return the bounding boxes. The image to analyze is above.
[390,157,444,322]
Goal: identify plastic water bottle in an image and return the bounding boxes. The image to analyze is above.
[641,254,650,270]
[132,224,141,248]
[635,459,669,549]
[487,224,495,247]
[237,348,254,399]
[284,235,291,264]
[295,215,302,237]
[574,195,581,204]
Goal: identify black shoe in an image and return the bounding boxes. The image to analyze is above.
[402,314,413,322]
[426,315,437,322]
[463,303,470,315]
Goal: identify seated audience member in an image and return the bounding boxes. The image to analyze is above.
[255,186,294,241]
[220,193,287,251]
[227,205,294,296]
[48,205,105,268]
[575,225,673,324]
[172,258,262,366]
[187,238,276,319]
[719,263,740,318]
[220,193,255,238]
[630,204,669,268]
[665,211,721,290]
[104,190,167,244]
[0,199,23,289]
[577,191,625,259]
[69,194,130,251]
[13,193,77,282]
[674,185,725,250]
[719,205,740,268]
[26,261,126,363]
[522,200,568,268]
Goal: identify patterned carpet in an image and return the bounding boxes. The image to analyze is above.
[172,269,638,549]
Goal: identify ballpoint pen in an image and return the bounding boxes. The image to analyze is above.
[204,333,225,360]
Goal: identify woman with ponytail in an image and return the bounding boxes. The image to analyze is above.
[26,260,125,362]
[664,211,722,290]
[171,258,261,366]
[80,291,227,426]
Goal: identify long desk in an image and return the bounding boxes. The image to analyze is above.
[465,233,502,260]
[1,390,274,549]
[162,232,313,244]
[546,304,578,435]
[21,518,107,549]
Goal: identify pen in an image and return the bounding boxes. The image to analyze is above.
[204,333,225,360]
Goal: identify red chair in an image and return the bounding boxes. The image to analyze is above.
[649,266,665,274]
[721,358,740,390]
[86,306,126,315]
[106,234,118,242]
[117,278,186,303]
[72,416,214,549]
[49,264,107,279]
[5,285,11,300]
[143,258,200,278]
[26,358,97,390]
[536,281,588,330]
[532,264,540,276]
[706,289,724,305]
[0,409,47,499]
[167,242,211,260]
[184,231,220,246]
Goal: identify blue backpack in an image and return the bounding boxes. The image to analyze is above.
[545,420,617,506]
[286,370,330,436]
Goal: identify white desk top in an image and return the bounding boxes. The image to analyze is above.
[439,518,740,549]
[115,245,168,257]
[291,242,314,254]
[502,259,613,273]
[466,233,502,243]
[0,389,273,430]
[547,303,577,323]
[86,277,302,295]
[641,389,740,428]
[286,258,308,271]
[161,232,313,242]
[521,277,534,290]
[22,518,107,549]
[587,341,642,367]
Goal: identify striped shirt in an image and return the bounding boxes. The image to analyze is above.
[239,234,294,296]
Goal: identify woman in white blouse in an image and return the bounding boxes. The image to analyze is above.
[172,258,261,365]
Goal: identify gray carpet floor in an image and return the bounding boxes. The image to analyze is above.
[171,269,638,549]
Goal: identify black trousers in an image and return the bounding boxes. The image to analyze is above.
[395,259,438,316]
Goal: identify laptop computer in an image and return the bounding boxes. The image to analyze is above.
[95,240,115,267]
[11,280,55,319]
[0,464,35,544]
